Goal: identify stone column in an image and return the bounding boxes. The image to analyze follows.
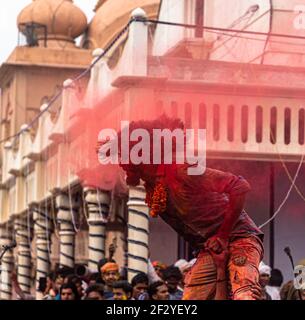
[84,188,111,272]
[117,197,128,270]
[32,205,53,299]
[127,185,149,282]
[56,193,79,269]
[14,215,32,295]
[0,223,14,300]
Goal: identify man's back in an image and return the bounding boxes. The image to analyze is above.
[159,166,263,248]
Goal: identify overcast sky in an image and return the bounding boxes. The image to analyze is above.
[0,0,97,64]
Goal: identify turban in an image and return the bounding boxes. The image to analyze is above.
[259,261,271,276]
[101,262,119,273]
[175,259,192,273]
[189,258,197,267]
[297,258,305,267]
[152,261,167,269]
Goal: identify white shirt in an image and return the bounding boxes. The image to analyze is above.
[266,286,281,300]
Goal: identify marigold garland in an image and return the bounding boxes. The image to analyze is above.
[145,181,167,218]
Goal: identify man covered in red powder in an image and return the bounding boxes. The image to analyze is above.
[100,115,264,300]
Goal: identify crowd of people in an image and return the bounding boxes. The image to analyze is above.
[258,260,305,300]
[9,254,305,300]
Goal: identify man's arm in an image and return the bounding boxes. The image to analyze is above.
[205,169,250,253]
[205,192,246,300]
[11,272,27,300]
[217,194,246,239]
[205,195,245,254]
[204,170,250,279]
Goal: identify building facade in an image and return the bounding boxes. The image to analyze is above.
[0,0,305,299]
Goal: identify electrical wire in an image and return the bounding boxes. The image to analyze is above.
[259,153,304,229]
[147,17,305,228]
[0,18,135,146]
[241,40,305,228]
[3,16,305,146]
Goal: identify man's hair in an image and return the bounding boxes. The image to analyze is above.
[269,269,284,287]
[148,281,166,299]
[100,114,185,186]
[88,272,100,282]
[162,266,183,281]
[97,258,116,274]
[60,282,80,300]
[47,271,56,281]
[56,266,74,279]
[85,284,104,297]
[65,274,82,286]
[131,273,149,287]
[113,280,133,295]
[38,277,47,293]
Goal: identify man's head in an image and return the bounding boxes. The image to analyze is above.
[46,271,55,285]
[112,280,133,300]
[101,262,120,287]
[259,262,271,288]
[60,282,80,300]
[100,115,185,186]
[64,275,84,297]
[84,284,104,300]
[88,272,100,286]
[174,259,192,277]
[152,261,167,279]
[269,269,283,287]
[162,266,183,293]
[97,258,115,274]
[131,273,149,300]
[148,281,169,300]
[54,267,74,293]
[54,272,65,293]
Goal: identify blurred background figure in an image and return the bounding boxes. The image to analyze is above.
[162,266,183,300]
[60,282,80,301]
[152,261,167,279]
[64,275,85,299]
[280,258,305,300]
[266,268,283,300]
[131,273,149,300]
[112,280,133,300]
[258,262,272,300]
[84,284,104,300]
[100,262,120,299]
[148,281,169,300]
[174,259,197,290]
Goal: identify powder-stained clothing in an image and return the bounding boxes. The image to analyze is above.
[153,165,264,300]
[159,165,263,249]
[183,236,263,300]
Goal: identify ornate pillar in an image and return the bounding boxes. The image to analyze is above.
[84,188,111,272]
[32,205,53,299]
[117,197,128,271]
[14,215,32,295]
[127,185,149,282]
[0,223,14,300]
[56,193,78,269]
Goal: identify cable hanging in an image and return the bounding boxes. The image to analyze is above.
[259,153,305,229]
[3,17,305,146]
[150,18,305,228]
[0,17,135,146]
[241,47,305,228]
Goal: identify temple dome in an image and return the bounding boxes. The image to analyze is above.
[17,0,87,48]
[87,0,160,49]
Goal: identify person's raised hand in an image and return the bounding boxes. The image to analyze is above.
[205,234,228,254]
[11,271,17,283]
